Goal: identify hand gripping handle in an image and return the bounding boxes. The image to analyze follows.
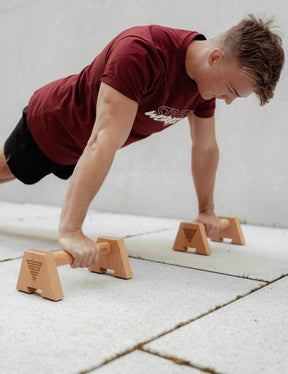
[52,241,112,266]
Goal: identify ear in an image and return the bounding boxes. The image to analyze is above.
[208,48,224,65]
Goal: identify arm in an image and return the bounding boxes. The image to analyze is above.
[188,113,222,237]
[58,82,138,268]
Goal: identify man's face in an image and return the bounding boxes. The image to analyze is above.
[196,50,254,104]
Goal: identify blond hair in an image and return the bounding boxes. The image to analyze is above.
[223,15,285,105]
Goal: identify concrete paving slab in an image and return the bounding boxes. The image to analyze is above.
[0,201,178,241]
[0,232,58,260]
[0,202,61,240]
[144,276,288,374]
[0,253,262,374]
[126,224,288,281]
[92,350,201,374]
[0,201,61,218]
[84,211,178,239]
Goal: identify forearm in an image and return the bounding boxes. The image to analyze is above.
[192,143,219,213]
[59,135,116,234]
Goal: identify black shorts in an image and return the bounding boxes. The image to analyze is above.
[4,107,76,185]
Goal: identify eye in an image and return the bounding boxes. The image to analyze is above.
[227,85,234,94]
[227,85,240,97]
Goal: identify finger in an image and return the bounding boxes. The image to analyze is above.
[72,253,82,268]
[203,223,210,236]
[79,253,90,268]
[208,229,217,237]
[206,225,218,237]
[208,224,222,237]
[80,247,97,268]
[94,244,101,263]
[92,251,99,266]
[71,261,78,269]
[85,246,99,267]
[87,249,98,267]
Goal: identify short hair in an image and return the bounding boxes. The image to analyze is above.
[223,15,285,105]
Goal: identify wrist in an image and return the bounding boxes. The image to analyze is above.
[59,223,82,238]
[198,207,215,215]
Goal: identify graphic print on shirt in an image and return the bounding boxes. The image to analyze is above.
[145,105,193,126]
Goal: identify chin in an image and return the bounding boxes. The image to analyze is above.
[199,91,212,100]
[196,86,211,100]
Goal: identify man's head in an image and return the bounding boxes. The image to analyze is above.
[220,15,285,105]
[189,15,285,105]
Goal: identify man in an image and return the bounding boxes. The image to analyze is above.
[0,15,284,268]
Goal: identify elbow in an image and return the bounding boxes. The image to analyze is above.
[86,129,120,154]
[192,141,219,155]
[192,142,219,165]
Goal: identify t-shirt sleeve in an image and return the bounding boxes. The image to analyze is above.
[101,37,163,103]
[194,98,216,118]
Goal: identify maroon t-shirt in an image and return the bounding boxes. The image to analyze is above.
[27,25,215,164]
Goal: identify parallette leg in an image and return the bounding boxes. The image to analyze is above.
[173,216,245,256]
[89,237,133,279]
[173,222,211,255]
[210,217,245,245]
[16,249,64,301]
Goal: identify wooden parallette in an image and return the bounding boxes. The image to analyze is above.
[16,237,132,301]
[173,216,245,255]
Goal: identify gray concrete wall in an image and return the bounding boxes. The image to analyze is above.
[0,0,288,227]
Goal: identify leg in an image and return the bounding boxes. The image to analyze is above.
[0,147,15,183]
[3,106,73,185]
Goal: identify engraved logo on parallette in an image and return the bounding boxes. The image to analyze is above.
[145,105,192,126]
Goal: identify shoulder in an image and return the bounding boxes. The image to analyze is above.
[110,25,203,50]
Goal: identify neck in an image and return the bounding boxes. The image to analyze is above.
[185,39,211,82]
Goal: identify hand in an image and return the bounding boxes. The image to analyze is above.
[194,211,223,237]
[58,229,100,268]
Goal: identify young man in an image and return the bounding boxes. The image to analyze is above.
[0,15,284,268]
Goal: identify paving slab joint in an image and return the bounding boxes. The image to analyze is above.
[123,227,174,239]
[125,254,271,283]
[0,257,17,263]
[78,344,144,373]
[139,347,222,373]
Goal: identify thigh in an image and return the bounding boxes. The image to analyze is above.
[4,107,75,184]
[53,164,76,179]
[0,147,15,182]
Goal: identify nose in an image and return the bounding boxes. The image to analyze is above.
[223,94,236,105]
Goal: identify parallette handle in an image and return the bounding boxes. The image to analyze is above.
[220,218,230,230]
[53,241,112,266]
